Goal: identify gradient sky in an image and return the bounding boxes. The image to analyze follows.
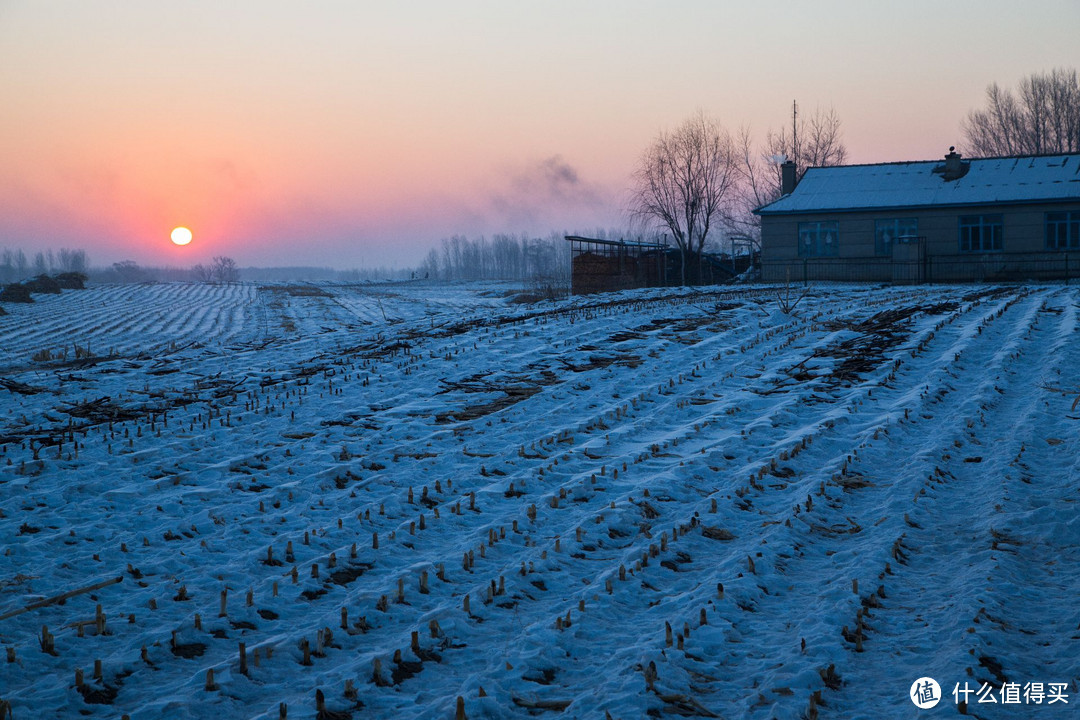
[2,1,1078,269]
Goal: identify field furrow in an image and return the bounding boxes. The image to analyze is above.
[0,282,1076,719]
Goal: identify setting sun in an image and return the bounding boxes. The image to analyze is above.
[170,226,193,246]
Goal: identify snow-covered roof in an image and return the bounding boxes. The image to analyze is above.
[756,153,1080,215]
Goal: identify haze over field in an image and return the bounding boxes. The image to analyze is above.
[2,1,1078,268]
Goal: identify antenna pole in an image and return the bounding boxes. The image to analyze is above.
[792,99,798,168]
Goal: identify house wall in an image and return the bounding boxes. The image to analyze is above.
[760,201,1080,282]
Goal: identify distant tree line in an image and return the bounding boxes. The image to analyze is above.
[418,232,577,283]
[0,249,419,287]
[241,266,415,282]
[0,248,88,284]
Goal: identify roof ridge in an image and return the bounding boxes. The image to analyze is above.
[803,151,1080,171]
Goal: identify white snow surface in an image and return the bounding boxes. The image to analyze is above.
[0,280,1078,719]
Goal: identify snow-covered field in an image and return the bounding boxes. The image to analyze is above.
[1,280,1077,719]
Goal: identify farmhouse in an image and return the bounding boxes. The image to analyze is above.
[755,150,1080,283]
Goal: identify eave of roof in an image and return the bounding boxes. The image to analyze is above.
[755,195,1080,217]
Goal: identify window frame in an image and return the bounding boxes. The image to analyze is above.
[874,218,919,257]
[958,214,1003,253]
[1045,211,1080,250]
[797,220,839,258]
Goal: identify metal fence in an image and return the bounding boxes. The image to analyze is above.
[760,251,1075,285]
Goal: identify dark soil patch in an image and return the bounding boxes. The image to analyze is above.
[0,284,34,303]
[77,681,120,705]
[391,658,424,685]
[23,275,61,294]
[334,471,362,489]
[436,385,543,424]
[54,272,87,290]
[559,353,642,372]
[261,284,333,298]
[416,647,442,663]
[523,667,558,685]
[170,642,206,659]
[660,552,693,572]
[329,563,373,587]
[807,305,927,388]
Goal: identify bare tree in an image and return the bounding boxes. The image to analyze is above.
[0,250,15,284]
[731,105,848,250]
[803,105,848,170]
[730,126,784,250]
[632,111,737,285]
[420,248,440,280]
[964,68,1080,156]
[765,104,847,182]
[57,248,88,273]
[211,256,239,283]
[191,263,214,283]
[112,260,144,283]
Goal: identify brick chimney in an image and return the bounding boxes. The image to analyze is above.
[781,160,798,195]
[942,146,968,181]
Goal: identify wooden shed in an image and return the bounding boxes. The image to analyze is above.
[566,236,668,294]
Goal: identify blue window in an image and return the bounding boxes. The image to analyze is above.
[958,215,1003,252]
[797,221,839,257]
[1046,211,1080,250]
